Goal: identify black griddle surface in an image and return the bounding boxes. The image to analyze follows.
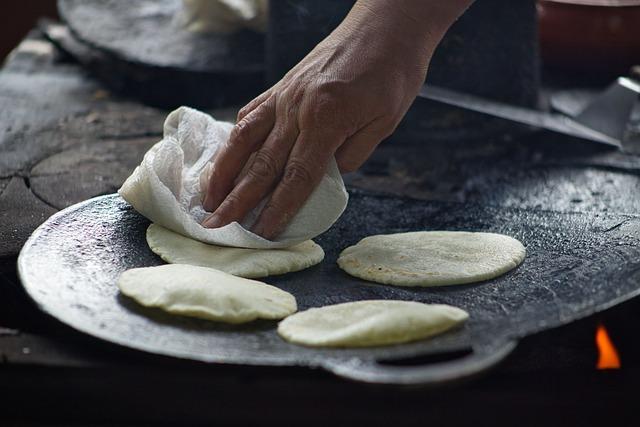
[54,0,266,108]
[17,190,640,385]
[58,0,264,73]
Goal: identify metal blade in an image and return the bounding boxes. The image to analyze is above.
[574,77,640,143]
[418,85,622,148]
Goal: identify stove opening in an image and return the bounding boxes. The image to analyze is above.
[596,323,621,370]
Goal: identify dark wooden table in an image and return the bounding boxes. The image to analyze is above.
[2,29,640,426]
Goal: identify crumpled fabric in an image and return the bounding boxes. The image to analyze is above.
[119,106,349,249]
[181,0,269,34]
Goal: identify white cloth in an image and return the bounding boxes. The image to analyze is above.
[181,0,269,33]
[119,107,348,249]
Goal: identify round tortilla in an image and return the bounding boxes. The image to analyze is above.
[337,231,525,287]
[277,300,468,348]
[146,224,324,278]
[118,264,297,323]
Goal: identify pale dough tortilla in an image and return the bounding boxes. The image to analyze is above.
[146,224,324,278]
[118,264,296,323]
[277,300,468,348]
[337,231,525,287]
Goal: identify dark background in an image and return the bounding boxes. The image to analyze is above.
[1,1,57,62]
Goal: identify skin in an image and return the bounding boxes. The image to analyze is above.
[202,0,474,239]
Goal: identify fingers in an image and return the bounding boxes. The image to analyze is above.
[237,89,272,122]
[251,130,341,239]
[202,123,298,229]
[203,97,275,212]
[335,121,389,173]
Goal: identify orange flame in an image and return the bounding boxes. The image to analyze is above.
[596,324,621,370]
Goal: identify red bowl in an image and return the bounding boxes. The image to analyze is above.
[538,0,640,73]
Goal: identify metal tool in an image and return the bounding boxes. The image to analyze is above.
[18,192,640,386]
[418,77,640,148]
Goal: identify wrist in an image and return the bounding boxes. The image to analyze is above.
[344,0,473,56]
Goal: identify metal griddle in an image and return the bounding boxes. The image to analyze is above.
[17,190,640,386]
[56,0,265,108]
[58,0,264,72]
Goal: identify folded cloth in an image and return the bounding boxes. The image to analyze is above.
[119,107,348,249]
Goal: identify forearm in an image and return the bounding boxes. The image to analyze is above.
[342,0,474,60]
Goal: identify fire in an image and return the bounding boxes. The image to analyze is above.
[595,324,621,370]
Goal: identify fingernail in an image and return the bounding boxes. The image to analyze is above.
[202,193,209,210]
[203,213,224,229]
[200,163,212,193]
[202,194,218,212]
[201,164,215,211]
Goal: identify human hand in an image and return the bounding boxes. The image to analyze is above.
[202,0,471,239]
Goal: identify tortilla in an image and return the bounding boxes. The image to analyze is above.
[118,264,297,323]
[146,224,324,278]
[337,231,525,287]
[277,300,468,347]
